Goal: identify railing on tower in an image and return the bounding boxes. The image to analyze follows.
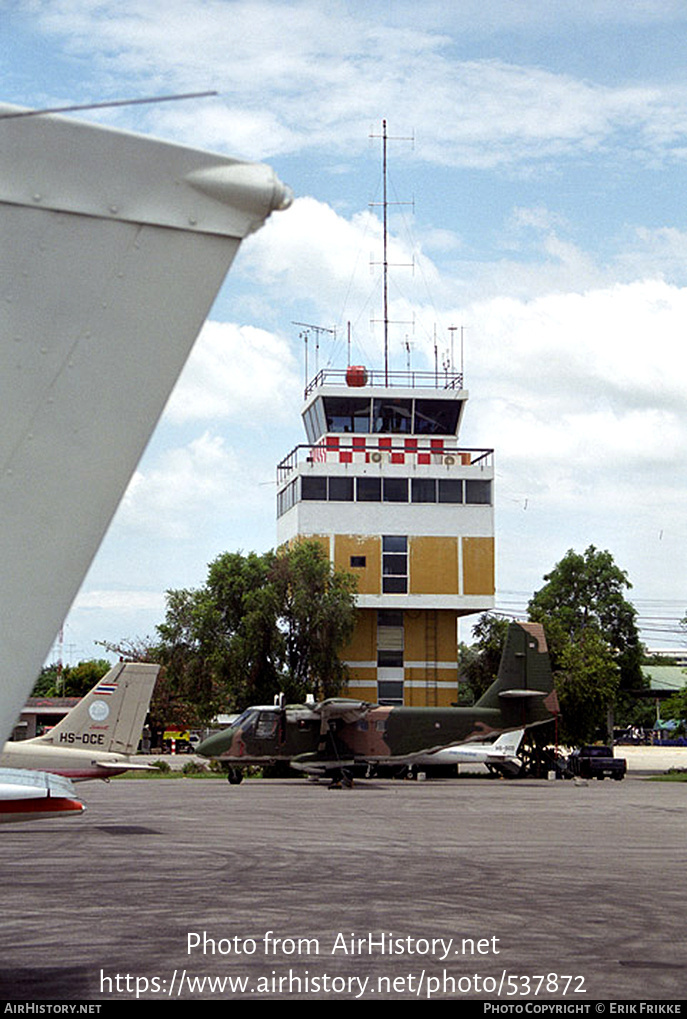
[278,440,493,482]
[304,367,463,399]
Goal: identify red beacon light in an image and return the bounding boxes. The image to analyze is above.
[345,365,368,387]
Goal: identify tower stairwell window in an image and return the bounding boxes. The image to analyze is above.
[382,535,407,593]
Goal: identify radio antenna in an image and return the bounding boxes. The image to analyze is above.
[0,90,218,120]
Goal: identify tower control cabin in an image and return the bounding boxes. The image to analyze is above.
[276,365,494,707]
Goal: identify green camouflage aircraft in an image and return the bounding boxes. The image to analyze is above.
[197,621,559,785]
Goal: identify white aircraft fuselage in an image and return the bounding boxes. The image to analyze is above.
[0,742,146,781]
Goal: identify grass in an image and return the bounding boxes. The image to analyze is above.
[648,769,687,782]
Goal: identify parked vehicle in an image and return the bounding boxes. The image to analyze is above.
[567,745,626,781]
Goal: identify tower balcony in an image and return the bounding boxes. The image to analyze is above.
[278,438,493,483]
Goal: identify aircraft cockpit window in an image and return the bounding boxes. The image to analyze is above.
[232,709,257,732]
[255,712,279,739]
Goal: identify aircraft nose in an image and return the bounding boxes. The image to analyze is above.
[197,729,233,758]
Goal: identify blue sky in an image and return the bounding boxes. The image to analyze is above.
[4,0,687,659]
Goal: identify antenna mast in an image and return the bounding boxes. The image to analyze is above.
[382,119,389,384]
[293,321,336,389]
[369,119,413,385]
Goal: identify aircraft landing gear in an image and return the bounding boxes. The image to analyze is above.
[328,769,354,789]
[227,767,243,785]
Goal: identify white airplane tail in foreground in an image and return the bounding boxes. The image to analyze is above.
[0,102,291,814]
[0,101,291,818]
[1,662,159,780]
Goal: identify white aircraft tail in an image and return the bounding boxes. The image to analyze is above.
[491,729,525,756]
[30,662,159,755]
[0,104,291,746]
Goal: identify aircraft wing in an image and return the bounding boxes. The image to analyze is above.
[91,760,157,771]
[312,699,376,727]
[290,753,358,775]
[0,768,84,822]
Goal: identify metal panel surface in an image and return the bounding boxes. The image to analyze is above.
[0,110,291,743]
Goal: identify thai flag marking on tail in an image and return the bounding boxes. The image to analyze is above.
[94,683,118,695]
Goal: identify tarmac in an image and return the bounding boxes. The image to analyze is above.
[0,763,685,1002]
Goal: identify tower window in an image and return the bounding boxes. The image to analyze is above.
[357,477,381,501]
[301,476,327,500]
[378,610,403,627]
[383,478,408,502]
[465,479,491,504]
[382,536,408,593]
[414,399,461,435]
[350,556,366,568]
[411,478,436,502]
[373,398,412,433]
[377,649,403,668]
[377,680,404,706]
[323,397,370,433]
[329,476,354,501]
[438,479,463,503]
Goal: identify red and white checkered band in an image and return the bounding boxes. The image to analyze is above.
[313,436,454,464]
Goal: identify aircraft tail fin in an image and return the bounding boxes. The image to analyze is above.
[30,662,159,755]
[475,623,559,729]
[491,728,525,754]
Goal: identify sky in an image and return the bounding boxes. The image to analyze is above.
[3,0,687,661]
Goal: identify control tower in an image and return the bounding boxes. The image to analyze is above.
[276,364,494,707]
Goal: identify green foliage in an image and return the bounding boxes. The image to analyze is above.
[156,541,357,719]
[151,759,171,773]
[31,658,112,697]
[528,545,643,689]
[553,629,620,745]
[661,687,687,729]
[527,545,645,743]
[269,540,357,701]
[458,614,510,704]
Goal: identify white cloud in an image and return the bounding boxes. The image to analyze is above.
[22,0,687,647]
[164,320,301,426]
[119,431,246,539]
[23,0,687,167]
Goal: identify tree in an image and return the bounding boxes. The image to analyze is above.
[552,628,620,746]
[268,541,357,699]
[528,545,645,743]
[31,658,112,698]
[458,613,510,704]
[156,541,357,720]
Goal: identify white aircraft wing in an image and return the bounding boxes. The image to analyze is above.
[0,768,84,822]
[0,103,291,747]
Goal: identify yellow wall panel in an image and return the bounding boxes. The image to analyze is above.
[462,536,495,595]
[334,534,381,594]
[341,608,376,662]
[404,610,458,661]
[409,536,458,594]
[344,680,378,700]
[284,533,331,556]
